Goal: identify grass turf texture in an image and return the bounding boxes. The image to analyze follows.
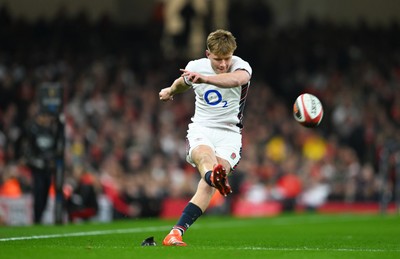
[0,214,399,259]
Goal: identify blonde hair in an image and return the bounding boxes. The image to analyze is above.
[206,29,237,56]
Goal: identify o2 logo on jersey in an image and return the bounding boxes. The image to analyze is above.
[204,90,227,107]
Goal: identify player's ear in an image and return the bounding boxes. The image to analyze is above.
[205,49,210,58]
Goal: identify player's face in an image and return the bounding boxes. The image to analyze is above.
[206,50,233,74]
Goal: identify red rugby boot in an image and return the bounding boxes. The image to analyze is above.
[211,164,232,196]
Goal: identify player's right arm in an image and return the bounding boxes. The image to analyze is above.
[159,76,191,102]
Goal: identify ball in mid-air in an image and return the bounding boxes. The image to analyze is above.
[293,93,323,127]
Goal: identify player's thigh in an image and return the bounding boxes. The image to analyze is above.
[190,145,216,164]
[214,130,242,171]
[186,125,215,166]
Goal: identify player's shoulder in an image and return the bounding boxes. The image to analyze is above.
[186,58,209,71]
[187,58,209,66]
[231,55,252,74]
[232,55,248,64]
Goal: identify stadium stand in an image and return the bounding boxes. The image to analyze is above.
[0,2,399,224]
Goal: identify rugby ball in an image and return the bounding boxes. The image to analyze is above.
[293,93,323,127]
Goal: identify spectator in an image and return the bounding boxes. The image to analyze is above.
[64,165,99,222]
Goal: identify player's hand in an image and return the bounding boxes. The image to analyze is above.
[180,69,205,84]
[159,87,174,101]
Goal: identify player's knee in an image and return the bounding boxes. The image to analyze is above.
[192,146,215,165]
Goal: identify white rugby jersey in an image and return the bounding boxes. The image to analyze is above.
[184,56,252,131]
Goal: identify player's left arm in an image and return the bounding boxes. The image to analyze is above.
[181,69,251,88]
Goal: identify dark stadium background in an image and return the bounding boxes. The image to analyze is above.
[0,0,399,225]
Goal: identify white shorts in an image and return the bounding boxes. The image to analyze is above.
[185,124,242,170]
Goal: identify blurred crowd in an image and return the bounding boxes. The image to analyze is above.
[0,1,400,223]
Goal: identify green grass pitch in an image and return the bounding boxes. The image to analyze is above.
[1,214,399,259]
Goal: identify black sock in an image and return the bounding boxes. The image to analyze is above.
[174,202,203,235]
[204,170,213,186]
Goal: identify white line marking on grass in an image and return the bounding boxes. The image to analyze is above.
[0,220,255,242]
[192,246,400,253]
[0,225,171,242]
[236,246,400,253]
